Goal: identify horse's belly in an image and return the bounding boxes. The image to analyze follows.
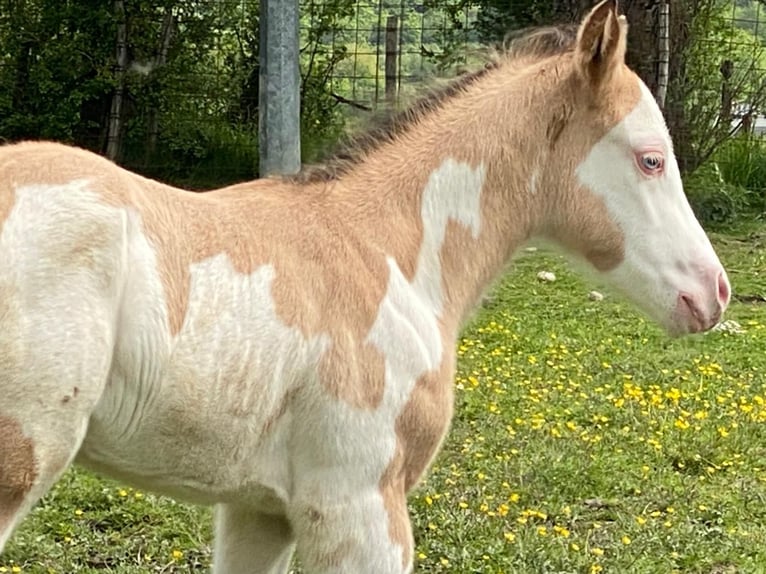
[77,388,295,510]
[77,336,316,508]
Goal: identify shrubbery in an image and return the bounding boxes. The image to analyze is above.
[686,134,766,226]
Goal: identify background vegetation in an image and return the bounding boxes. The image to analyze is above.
[1,0,766,223]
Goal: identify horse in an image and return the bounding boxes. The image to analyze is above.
[0,1,730,572]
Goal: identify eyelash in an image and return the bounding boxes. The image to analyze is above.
[637,152,664,175]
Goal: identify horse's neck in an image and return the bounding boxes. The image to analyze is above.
[326,85,544,327]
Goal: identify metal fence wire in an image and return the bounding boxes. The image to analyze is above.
[301,0,479,112]
[0,0,765,195]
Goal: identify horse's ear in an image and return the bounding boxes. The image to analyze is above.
[575,0,627,87]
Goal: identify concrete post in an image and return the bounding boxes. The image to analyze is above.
[259,0,301,177]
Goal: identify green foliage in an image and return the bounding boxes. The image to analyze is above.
[680,1,766,172]
[0,0,371,186]
[685,163,755,225]
[686,134,766,225]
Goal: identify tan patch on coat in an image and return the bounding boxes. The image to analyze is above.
[379,445,413,569]
[0,190,14,233]
[379,349,456,569]
[0,415,37,530]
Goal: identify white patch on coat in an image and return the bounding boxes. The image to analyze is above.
[412,158,485,315]
[79,253,329,507]
[0,180,124,550]
[574,81,724,330]
[289,257,442,571]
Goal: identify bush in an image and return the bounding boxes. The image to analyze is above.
[686,162,754,225]
[686,134,766,225]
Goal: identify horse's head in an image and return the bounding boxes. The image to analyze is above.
[538,0,729,336]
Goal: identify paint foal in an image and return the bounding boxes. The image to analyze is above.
[0,2,729,572]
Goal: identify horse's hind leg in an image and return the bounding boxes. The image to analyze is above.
[0,291,115,551]
[0,261,119,548]
[0,177,124,551]
[212,504,295,574]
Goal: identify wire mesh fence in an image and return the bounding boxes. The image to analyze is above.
[301,0,479,112]
[0,0,765,212]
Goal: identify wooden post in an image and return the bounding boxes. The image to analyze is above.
[720,59,734,128]
[656,0,670,110]
[106,0,128,161]
[385,15,399,104]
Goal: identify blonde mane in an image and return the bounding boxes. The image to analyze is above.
[295,24,580,184]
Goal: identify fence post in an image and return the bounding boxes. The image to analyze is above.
[385,15,399,104]
[259,0,301,177]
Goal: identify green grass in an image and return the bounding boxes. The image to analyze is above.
[3,227,766,573]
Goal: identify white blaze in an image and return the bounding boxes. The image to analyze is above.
[575,81,723,329]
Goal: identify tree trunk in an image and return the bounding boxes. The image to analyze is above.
[665,0,694,173]
[106,0,128,162]
[623,0,659,94]
[656,0,669,109]
[145,7,176,165]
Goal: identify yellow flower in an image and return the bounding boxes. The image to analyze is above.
[172,549,183,560]
[621,535,632,545]
[591,565,603,574]
[674,418,690,430]
[504,531,516,542]
[591,547,604,556]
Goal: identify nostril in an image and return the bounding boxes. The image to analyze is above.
[716,271,730,306]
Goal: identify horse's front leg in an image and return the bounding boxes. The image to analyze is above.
[212,504,295,574]
[288,470,413,574]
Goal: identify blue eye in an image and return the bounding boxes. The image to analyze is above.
[640,153,663,173]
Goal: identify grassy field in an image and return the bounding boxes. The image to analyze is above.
[2,225,766,574]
